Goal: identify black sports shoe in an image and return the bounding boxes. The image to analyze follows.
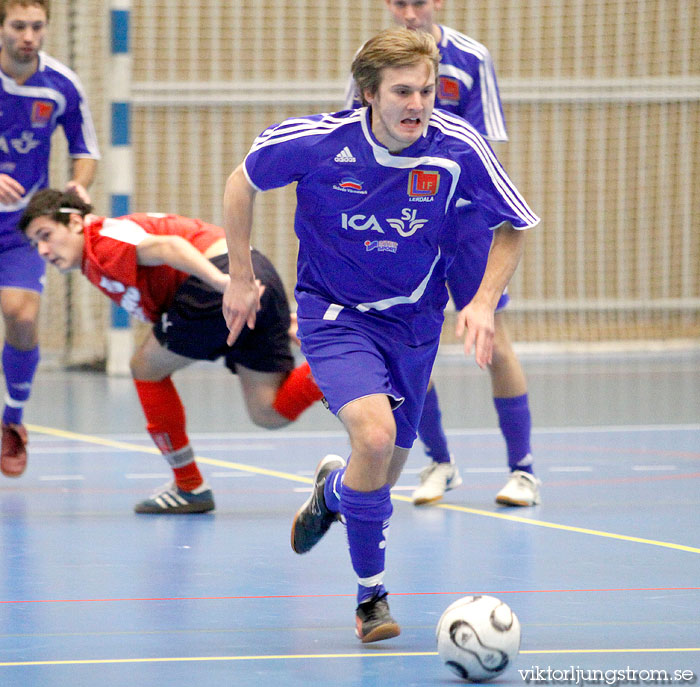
[291,454,345,554]
[134,482,215,514]
[355,593,401,643]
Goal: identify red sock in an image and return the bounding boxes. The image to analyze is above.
[173,461,204,492]
[134,378,189,452]
[272,361,323,421]
[134,378,202,491]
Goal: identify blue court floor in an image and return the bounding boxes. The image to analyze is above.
[1,349,698,686]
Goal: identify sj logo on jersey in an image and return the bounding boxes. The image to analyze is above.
[31,101,54,127]
[408,170,440,198]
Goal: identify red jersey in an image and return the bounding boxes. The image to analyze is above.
[81,213,225,322]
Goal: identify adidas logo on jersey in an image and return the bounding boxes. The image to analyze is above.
[334,146,356,163]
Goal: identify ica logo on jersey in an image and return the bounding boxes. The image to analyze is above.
[342,209,428,239]
[342,213,385,234]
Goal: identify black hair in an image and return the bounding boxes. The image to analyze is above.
[18,188,92,233]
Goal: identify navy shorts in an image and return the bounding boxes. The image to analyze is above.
[298,316,440,449]
[0,238,45,293]
[447,208,509,312]
[153,251,294,374]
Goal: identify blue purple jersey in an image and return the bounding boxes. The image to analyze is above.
[243,107,538,345]
[0,51,100,244]
[344,26,507,142]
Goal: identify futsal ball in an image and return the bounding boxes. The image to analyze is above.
[435,595,521,682]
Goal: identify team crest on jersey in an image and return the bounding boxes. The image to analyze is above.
[364,240,398,253]
[31,101,54,127]
[333,177,367,195]
[408,170,440,198]
[438,77,460,104]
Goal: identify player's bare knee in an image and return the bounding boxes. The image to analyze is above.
[352,423,395,462]
[2,315,39,349]
[247,403,290,430]
[129,355,162,382]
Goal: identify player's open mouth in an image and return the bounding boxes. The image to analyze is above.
[401,118,421,127]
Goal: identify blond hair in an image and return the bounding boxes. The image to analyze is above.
[352,27,440,106]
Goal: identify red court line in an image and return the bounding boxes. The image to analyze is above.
[2,586,697,605]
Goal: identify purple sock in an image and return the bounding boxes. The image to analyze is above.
[494,393,533,473]
[323,465,346,513]
[2,343,39,426]
[340,483,393,604]
[417,385,451,463]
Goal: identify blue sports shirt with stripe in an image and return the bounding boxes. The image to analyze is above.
[244,107,538,344]
[0,51,101,238]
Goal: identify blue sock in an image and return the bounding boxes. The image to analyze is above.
[494,393,533,473]
[340,483,393,604]
[2,343,39,426]
[323,465,346,513]
[417,385,451,463]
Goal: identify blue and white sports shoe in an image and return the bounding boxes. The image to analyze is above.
[134,481,215,514]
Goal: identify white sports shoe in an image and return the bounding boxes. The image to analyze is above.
[412,460,463,506]
[495,470,541,506]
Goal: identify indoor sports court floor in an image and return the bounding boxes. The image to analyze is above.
[1,348,699,686]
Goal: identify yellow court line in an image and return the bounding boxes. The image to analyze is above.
[414,499,700,554]
[27,424,700,553]
[1,647,698,668]
[27,424,311,484]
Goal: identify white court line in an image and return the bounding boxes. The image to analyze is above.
[30,446,138,455]
[38,475,85,481]
[632,465,678,471]
[125,473,170,480]
[27,424,700,445]
[549,466,594,472]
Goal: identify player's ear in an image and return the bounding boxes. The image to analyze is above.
[68,213,84,233]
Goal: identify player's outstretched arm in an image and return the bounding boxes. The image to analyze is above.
[136,234,230,293]
[222,163,260,346]
[456,222,526,369]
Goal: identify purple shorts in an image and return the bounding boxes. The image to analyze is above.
[0,238,45,293]
[298,316,440,449]
[447,209,509,312]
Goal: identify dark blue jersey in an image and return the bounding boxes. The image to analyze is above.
[244,107,538,344]
[0,51,100,235]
